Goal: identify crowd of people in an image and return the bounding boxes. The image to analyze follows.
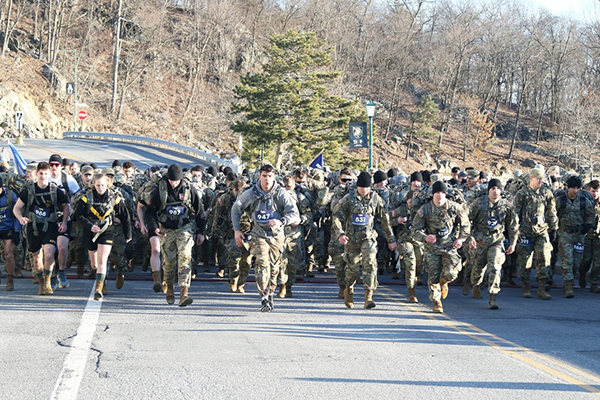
[0,153,598,314]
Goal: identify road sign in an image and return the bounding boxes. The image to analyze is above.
[15,111,23,130]
[66,82,74,95]
[78,110,87,120]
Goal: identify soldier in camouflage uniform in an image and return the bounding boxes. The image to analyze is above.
[317,167,356,298]
[277,175,314,298]
[389,190,418,303]
[514,167,558,300]
[110,171,137,289]
[132,168,152,270]
[580,180,600,293]
[467,179,519,309]
[460,169,482,296]
[554,175,594,298]
[411,181,471,314]
[145,164,206,307]
[373,171,399,277]
[69,165,94,277]
[332,172,397,309]
[231,164,299,312]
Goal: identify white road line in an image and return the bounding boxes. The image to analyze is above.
[49,285,102,400]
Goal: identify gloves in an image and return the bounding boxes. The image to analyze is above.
[581,224,592,235]
[548,230,557,243]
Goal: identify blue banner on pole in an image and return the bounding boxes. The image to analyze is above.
[309,151,324,169]
[9,143,27,175]
[349,122,368,148]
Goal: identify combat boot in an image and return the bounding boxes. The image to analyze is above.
[537,280,551,300]
[579,269,587,289]
[522,283,531,298]
[337,285,346,299]
[489,294,499,310]
[140,258,149,272]
[440,279,449,299]
[37,276,45,295]
[432,300,444,313]
[472,284,482,299]
[44,275,54,295]
[364,289,376,309]
[591,283,600,293]
[33,275,39,284]
[4,275,14,291]
[76,264,84,278]
[166,283,175,304]
[564,282,574,298]
[285,285,292,298]
[203,262,210,273]
[408,287,418,303]
[344,287,354,309]
[102,282,108,296]
[115,273,124,290]
[228,277,239,293]
[93,281,103,300]
[152,271,163,293]
[14,267,22,278]
[276,285,286,298]
[462,280,471,296]
[237,284,245,293]
[178,287,193,307]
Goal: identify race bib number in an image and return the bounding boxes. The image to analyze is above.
[436,226,450,238]
[255,210,274,222]
[34,206,50,218]
[574,242,584,253]
[519,236,532,247]
[486,217,499,229]
[352,213,370,226]
[166,205,184,216]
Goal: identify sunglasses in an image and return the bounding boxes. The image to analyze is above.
[49,162,61,167]
[340,178,354,183]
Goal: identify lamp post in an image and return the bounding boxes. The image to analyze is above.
[365,100,376,169]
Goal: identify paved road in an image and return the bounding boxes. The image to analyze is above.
[1,268,599,400]
[10,138,213,169]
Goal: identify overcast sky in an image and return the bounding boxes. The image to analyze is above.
[528,0,596,19]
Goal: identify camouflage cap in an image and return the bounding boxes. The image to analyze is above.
[547,165,560,175]
[114,172,126,184]
[430,173,443,183]
[101,168,115,176]
[530,167,545,179]
[81,166,94,175]
[467,170,480,179]
[513,169,523,177]
[26,162,38,172]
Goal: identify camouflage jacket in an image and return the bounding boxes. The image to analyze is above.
[469,195,519,246]
[555,191,595,233]
[514,184,558,236]
[411,199,470,250]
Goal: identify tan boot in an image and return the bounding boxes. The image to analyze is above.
[228,277,239,293]
[4,275,14,291]
[591,284,600,293]
[14,267,22,278]
[522,283,531,298]
[433,300,444,313]
[440,279,449,299]
[344,287,354,309]
[537,280,551,300]
[564,282,574,298]
[179,286,193,307]
[285,285,292,298]
[152,271,163,293]
[37,275,45,295]
[93,281,103,300]
[237,284,245,293]
[489,294,499,310]
[364,289,376,309]
[44,275,53,295]
[115,273,124,290]
[462,280,471,296]
[33,276,39,284]
[166,283,175,304]
[408,287,418,303]
[337,285,346,299]
[472,284,482,299]
[276,285,287,298]
[102,282,108,295]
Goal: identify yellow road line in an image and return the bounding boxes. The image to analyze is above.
[377,286,600,394]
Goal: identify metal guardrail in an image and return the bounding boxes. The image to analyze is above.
[63,131,240,173]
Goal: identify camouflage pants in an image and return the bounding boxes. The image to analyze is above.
[109,229,128,274]
[397,240,416,289]
[212,237,229,270]
[160,224,194,288]
[344,238,377,290]
[250,234,285,296]
[224,236,251,286]
[425,246,462,302]
[462,246,477,283]
[413,241,424,279]
[279,228,305,287]
[582,235,600,285]
[328,239,346,286]
[517,234,551,282]
[470,240,505,295]
[305,224,316,271]
[557,230,584,283]
[68,221,87,269]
